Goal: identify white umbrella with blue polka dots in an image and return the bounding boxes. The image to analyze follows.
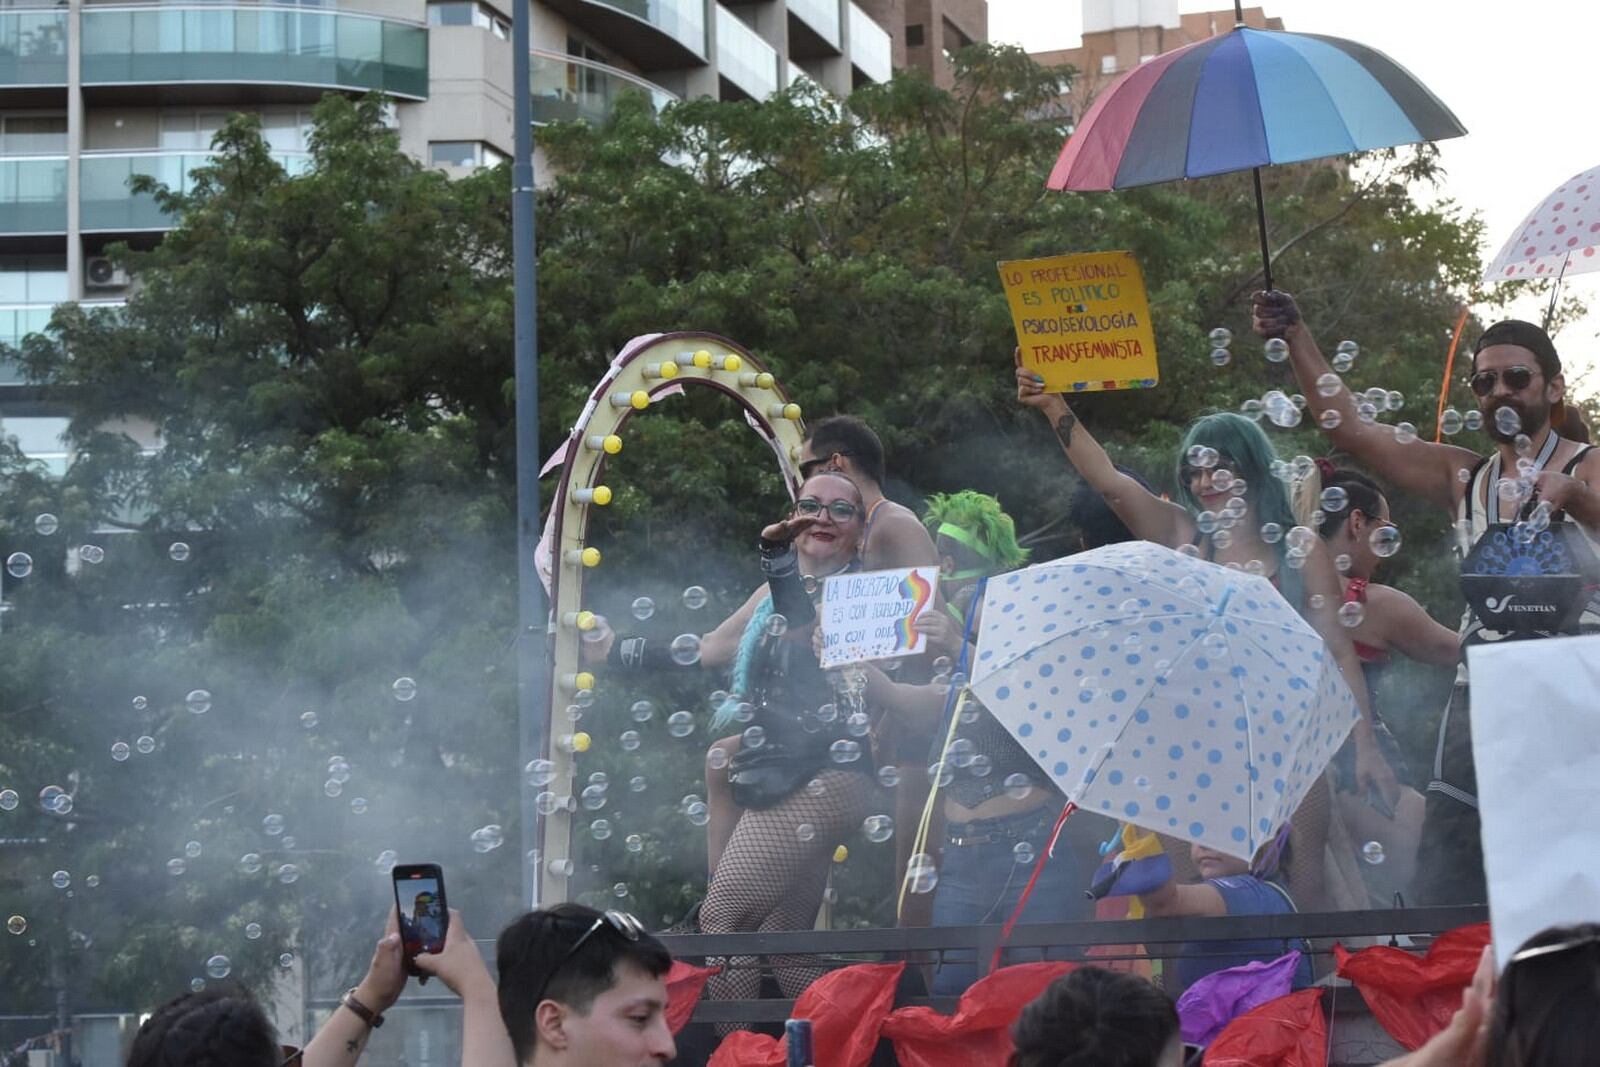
[968,540,1359,862]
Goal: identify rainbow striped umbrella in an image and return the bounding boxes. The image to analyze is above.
[1047,20,1465,288]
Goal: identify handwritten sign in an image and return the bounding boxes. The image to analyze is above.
[998,251,1159,393]
[818,566,939,669]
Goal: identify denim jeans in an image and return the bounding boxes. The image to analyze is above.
[929,805,1097,995]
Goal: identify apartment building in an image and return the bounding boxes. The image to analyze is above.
[0,0,897,456]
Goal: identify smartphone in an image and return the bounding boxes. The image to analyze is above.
[392,863,448,974]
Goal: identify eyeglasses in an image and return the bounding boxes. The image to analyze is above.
[530,910,645,1011]
[1180,457,1240,484]
[1469,365,1537,396]
[799,451,852,480]
[794,497,860,522]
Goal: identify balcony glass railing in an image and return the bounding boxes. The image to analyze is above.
[0,156,66,234]
[848,1,890,84]
[788,0,839,49]
[586,0,705,62]
[0,299,123,388]
[715,5,778,100]
[81,150,311,232]
[81,6,429,99]
[0,9,67,85]
[531,50,676,126]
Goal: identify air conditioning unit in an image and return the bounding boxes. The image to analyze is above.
[85,257,130,290]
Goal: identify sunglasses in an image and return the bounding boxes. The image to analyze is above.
[1469,365,1537,396]
[1179,457,1240,484]
[794,497,860,522]
[530,910,645,1010]
[799,450,852,480]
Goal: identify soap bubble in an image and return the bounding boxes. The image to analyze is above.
[374,850,398,872]
[392,676,417,702]
[239,853,263,874]
[298,710,318,730]
[534,792,563,816]
[846,711,871,737]
[670,634,701,665]
[625,834,644,853]
[1263,337,1289,363]
[185,689,212,714]
[1331,350,1355,373]
[1259,522,1283,544]
[85,875,99,888]
[184,840,202,859]
[1464,409,1483,432]
[766,613,788,637]
[1356,400,1378,424]
[707,746,730,770]
[111,741,130,762]
[682,585,708,610]
[1386,390,1404,413]
[1211,528,1233,550]
[168,542,191,562]
[351,798,371,818]
[1210,347,1232,367]
[0,789,16,811]
[1209,326,1233,348]
[1003,773,1033,800]
[877,765,901,789]
[1335,339,1359,360]
[629,775,647,793]
[136,735,155,754]
[1320,486,1349,513]
[470,824,505,853]
[630,700,655,723]
[1334,553,1352,574]
[51,870,70,890]
[1440,408,1464,435]
[581,784,608,810]
[927,760,954,787]
[619,730,641,751]
[206,955,231,979]
[1315,372,1343,398]
[862,814,894,842]
[905,853,939,894]
[1495,406,1522,437]
[667,711,695,738]
[323,779,343,798]
[1318,409,1343,431]
[190,978,205,993]
[1497,478,1525,504]
[79,544,104,564]
[1186,445,1219,470]
[1393,421,1418,445]
[524,758,556,787]
[1202,632,1229,658]
[34,513,57,535]
[1012,841,1036,865]
[1211,468,1235,492]
[5,552,31,578]
[262,813,285,836]
[132,694,148,710]
[6,916,25,935]
[278,953,296,969]
[1369,525,1402,558]
[589,819,612,841]
[685,801,709,826]
[38,785,65,812]
[167,858,187,876]
[1362,840,1386,865]
[245,923,262,940]
[1337,601,1365,628]
[276,864,300,884]
[1195,510,1218,535]
[612,881,628,898]
[795,822,816,842]
[631,596,655,620]
[1237,396,1262,421]
[829,739,862,763]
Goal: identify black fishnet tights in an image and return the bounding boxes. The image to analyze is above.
[701,769,875,1012]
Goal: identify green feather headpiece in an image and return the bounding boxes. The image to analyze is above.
[922,491,1031,573]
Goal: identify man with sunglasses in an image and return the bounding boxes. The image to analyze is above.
[496,903,675,1067]
[797,415,939,573]
[1254,291,1600,908]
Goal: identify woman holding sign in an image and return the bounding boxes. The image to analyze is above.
[1014,359,1397,913]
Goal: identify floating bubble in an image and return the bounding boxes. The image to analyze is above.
[1315,372,1343,398]
[905,853,939,894]
[184,689,212,715]
[6,915,25,935]
[1134,775,1152,793]
[1354,400,1377,424]
[79,544,104,564]
[323,779,343,798]
[169,542,191,562]
[1369,526,1402,559]
[1185,445,1219,470]
[276,864,300,884]
[1210,347,1232,367]
[708,689,729,709]
[968,754,994,778]
[1263,337,1289,363]
[205,954,231,979]
[1334,553,1352,575]
[707,745,730,770]
[1003,773,1033,800]
[1320,486,1349,514]
[685,801,709,826]
[392,676,417,702]
[1362,840,1386,865]
[38,785,65,812]
[1331,351,1354,373]
[524,758,556,787]
[1212,468,1235,492]
[245,922,262,940]
[619,730,641,752]
[1318,409,1343,431]
[136,735,156,755]
[611,881,628,898]
[262,813,285,836]
[472,825,504,853]
[1335,339,1359,360]
[1259,522,1283,544]
[795,822,816,842]
[927,760,955,787]
[631,596,656,620]
[1464,409,1483,432]
[278,952,296,969]
[1195,510,1218,535]
[1440,408,1464,435]
[682,585,708,610]
[862,814,894,843]
[1497,478,1525,504]
[625,833,644,853]
[239,853,263,874]
[877,765,901,789]
[669,633,702,666]
[1386,390,1405,413]
[581,784,608,811]
[5,552,32,578]
[947,737,976,768]
[184,840,202,859]
[1209,326,1233,348]
[731,702,754,724]
[85,875,99,888]
[829,739,862,763]
[846,711,871,738]
[765,613,789,637]
[1337,601,1365,628]
[1495,406,1522,437]
[1393,422,1419,447]
[534,792,563,816]
[1212,529,1234,549]
[167,858,187,876]
[0,789,17,812]
[1202,632,1229,658]
[666,710,695,738]
[1012,841,1036,865]
[51,870,70,890]
[590,819,612,841]
[628,775,647,793]
[34,513,57,535]
[281,836,296,849]
[110,740,130,762]
[630,700,655,723]
[374,850,398,872]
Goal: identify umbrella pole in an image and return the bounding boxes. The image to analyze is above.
[1543,252,1570,332]
[1252,166,1274,292]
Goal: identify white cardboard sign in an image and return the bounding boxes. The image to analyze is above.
[1467,634,1600,967]
[818,566,939,669]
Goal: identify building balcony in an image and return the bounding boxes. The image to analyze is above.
[80,5,429,102]
[715,5,778,101]
[787,0,840,56]
[538,0,706,74]
[81,150,310,233]
[0,301,56,386]
[0,155,66,234]
[531,49,676,126]
[0,9,68,88]
[848,1,890,84]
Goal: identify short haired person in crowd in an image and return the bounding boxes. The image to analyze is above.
[798,415,939,572]
[127,908,513,1067]
[1009,966,1185,1067]
[1254,292,1600,906]
[496,904,675,1067]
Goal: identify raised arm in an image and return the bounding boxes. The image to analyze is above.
[1253,291,1479,512]
[1015,358,1192,548]
[1365,583,1461,669]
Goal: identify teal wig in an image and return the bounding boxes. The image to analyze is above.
[1174,412,1304,609]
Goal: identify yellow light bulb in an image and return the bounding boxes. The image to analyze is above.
[832,845,849,863]
[722,354,743,372]
[572,731,591,752]
[603,435,622,454]
[693,350,713,368]
[581,546,601,567]
[574,672,594,691]
[574,611,595,631]
[630,390,650,410]
[783,403,802,421]
[593,485,612,505]
[757,372,775,389]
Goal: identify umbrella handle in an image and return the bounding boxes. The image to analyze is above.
[1252,167,1274,293]
[988,801,1077,974]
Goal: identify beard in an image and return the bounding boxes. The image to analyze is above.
[1483,398,1550,443]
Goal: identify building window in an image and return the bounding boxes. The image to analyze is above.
[0,115,66,156]
[0,415,71,476]
[1100,54,1118,75]
[427,1,510,39]
[0,255,68,304]
[905,23,924,47]
[428,141,508,170]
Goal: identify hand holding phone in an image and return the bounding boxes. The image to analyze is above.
[392,863,449,982]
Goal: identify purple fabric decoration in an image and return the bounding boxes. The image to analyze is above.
[1176,949,1302,1047]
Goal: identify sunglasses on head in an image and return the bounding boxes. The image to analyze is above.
[531,910,646,1010]
[799,450,853,480]
[1469,365,1537,397]
[794,497,859,522]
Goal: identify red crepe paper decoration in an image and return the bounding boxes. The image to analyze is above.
[708,962,905,1067]
[881,961,1077,1067]
[1204,988,1326,1067]
[1334,922,1491,1051]
[665,960,720,1034]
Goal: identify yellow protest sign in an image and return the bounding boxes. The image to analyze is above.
[998,251,1159,393]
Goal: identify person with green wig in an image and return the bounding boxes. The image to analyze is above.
[1014,358,1400,912]
[914,490,1032,659]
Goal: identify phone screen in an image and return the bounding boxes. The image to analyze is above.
[393,865,447,959]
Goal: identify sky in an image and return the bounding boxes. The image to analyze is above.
[987,0,1600,393]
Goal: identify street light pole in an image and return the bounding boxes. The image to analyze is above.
[511,0,548,911]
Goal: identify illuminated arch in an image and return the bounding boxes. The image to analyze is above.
[540,332,806,901]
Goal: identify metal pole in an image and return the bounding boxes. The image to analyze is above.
[512,0,548,911]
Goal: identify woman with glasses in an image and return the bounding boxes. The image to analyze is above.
[1014,360,1397,912]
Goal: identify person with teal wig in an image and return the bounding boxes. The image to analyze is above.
[1014,360,1400,911]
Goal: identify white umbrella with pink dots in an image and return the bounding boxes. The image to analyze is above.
[1484,164,1600,319]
